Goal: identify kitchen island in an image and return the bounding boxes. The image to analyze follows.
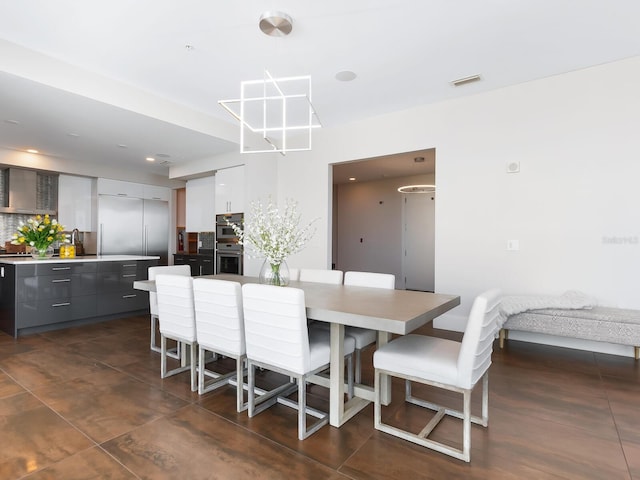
[0,255,159,337]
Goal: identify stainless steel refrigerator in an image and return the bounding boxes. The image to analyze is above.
[98,195,169,265]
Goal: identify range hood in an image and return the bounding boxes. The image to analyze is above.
[0,168,58,215]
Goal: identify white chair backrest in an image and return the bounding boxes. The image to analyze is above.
[344,271,395,289]
[457,289,502,388]
[193,278,245,356]
[155,274,196,342]
[242,284,310,375]
[288,267,300,282]
[148,265,191,316]
[299,268,343,285]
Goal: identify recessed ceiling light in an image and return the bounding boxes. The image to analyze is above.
[451,74,481,87]
[26,149,39,154]
[335,71,357,82]
[4,119,20,125]
[349,177,356,181]
[117,144,127,148]
[68,133,79,138]
[146,157,155,162]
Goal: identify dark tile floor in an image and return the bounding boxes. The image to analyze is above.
[1,315,639,479]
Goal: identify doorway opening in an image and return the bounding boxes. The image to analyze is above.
[331,149,435,290]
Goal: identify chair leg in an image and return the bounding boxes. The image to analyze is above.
[160,334,167,378]
[236,356,246,412]
[298,376,306,441]
[248,362,256,417]
[374,368,382,429]
[346,353,354,399]
[481,372,489,426]
[462,389,471,462]
[190,341,197,392]
[150,315,159,352]
[354,348,362,384]
[198,346,205,395]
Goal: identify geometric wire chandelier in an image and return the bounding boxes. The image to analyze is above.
[219,70,322,155]
[218,11,321,155]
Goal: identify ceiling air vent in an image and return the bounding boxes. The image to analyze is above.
[451,74,481,87]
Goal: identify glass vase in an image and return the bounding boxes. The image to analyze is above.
[259,259,290,286]
[30,245,54,259]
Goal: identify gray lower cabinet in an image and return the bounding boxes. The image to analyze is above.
[16,262,97,329]
[96,260,155,315]
[0,258,157,336]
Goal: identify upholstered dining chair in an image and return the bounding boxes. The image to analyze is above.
[373,288,501,462]
[342,271,395,383]
[241,283,356,440]
[148,265,191,358]
[299,268,343,285]
[193,278,247,411]
[155,274,198,391]
[288,267,300,282]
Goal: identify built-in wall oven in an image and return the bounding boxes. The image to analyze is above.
[216,213,243,240]
[216,242,243,275]
[215,213,244,275]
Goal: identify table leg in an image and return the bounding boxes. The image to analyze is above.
[329,322,345,427]
[377,331,391,405]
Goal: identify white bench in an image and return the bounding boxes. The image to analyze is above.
[499,306,640,359]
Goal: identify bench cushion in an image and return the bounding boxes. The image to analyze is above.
[503,306,640,346]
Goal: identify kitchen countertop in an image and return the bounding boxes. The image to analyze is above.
[0,254,160,265]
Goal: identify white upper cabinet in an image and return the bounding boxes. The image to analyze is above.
[215,165,245,214]
[143,184,170,201]
[58,174,94,231]
[96,178,169,200]
[97,178,144,197]
[186,176,215,231]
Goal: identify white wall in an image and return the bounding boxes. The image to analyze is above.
[271,56,640,356]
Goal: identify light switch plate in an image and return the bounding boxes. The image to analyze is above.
[507,239,520,251]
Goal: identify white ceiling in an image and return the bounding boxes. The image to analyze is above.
[1,1,639,178]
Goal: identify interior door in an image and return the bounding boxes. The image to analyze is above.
[402,192,435,291]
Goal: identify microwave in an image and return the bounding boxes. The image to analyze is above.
[216,213,243,240]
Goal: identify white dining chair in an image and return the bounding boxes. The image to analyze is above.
[373,289,501,462]
[193,278,247,411]
[299,268,343,285]
[288,267,300,282]
[148,265,191,358]
[241,283,356,440]
[155,274,198,391]
[343,271,395,383]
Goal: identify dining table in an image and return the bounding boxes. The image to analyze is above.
[133,273,461,427]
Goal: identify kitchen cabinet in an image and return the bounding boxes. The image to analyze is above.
[58,174,93,231]
[0,257,157,336]
[215,166,245,214]
[96,260,153,315]
[97,178,170,201]
[97,178,145,198]
[143,184,170,201]
[173,254,214,276]
[186,176,215,231]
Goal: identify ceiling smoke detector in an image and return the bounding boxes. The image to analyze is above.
[259,11,293,37]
